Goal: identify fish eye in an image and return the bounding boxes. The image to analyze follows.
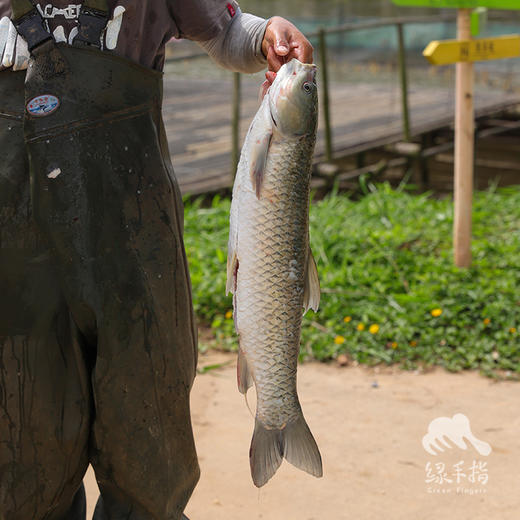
[302,82,314,94]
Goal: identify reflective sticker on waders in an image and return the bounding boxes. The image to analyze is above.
[26,94,60,117]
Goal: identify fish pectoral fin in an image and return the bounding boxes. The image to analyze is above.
[250,128,272,199]
[303,246,320,313]
[237,348,253,394]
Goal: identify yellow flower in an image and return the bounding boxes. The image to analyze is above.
[357,323,365,331]
[431,308,443,317]
[369,324,380,335]
[391,342,398,349]
[483,318,491,326]
[409,340,417,347]
[343,316,352,323]
[510,327,517,334]
[334,335,345,345]
[225,310,233,319]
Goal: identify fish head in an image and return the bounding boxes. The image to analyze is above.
[268,59,318,138]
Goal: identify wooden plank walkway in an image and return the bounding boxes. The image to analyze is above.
[162,76,520,195]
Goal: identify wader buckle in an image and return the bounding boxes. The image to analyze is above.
[13,9,53,52]
[74,6,108,48]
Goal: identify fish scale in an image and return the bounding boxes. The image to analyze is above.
[227,59,322,487]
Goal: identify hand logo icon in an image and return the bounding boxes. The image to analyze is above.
[422,413,492,456]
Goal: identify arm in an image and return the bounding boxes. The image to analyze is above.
[169,1,312,77]
[197,10,267,74]
[198,12,313,81]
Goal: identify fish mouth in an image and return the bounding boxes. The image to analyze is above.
[261,59,317,101]
[285,58,316,72]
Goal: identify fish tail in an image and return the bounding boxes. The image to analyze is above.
[249,414,322,487]
[283,414,323,479]
[249,419,284,488]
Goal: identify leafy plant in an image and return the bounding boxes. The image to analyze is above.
[183,184,520,376]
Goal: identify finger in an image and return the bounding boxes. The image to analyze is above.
[2,18,17,68]
[52,25,67,43]
[0,17,11,69]
[105,5,126,50]
[13,34,29,71]
[274,31,290,57]
[265,70,276,84]
[287,41,314,65]
[298,42,314,64]
[266,45,284,73]
[264,17,291,57]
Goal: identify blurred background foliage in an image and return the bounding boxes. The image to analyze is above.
[184,184,520,377]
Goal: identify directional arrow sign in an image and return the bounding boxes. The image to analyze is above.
[424,34,520,64]
[393,0,520,9]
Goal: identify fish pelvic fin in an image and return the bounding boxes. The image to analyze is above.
[303,246,320,313]
[237,348,253,394]
[226,249,238,296]
[249,128,272,199]
[249,414,323,487]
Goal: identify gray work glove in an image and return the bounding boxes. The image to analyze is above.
[0,16,29,71]
[0,7,126,70]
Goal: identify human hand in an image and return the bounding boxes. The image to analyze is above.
[0,16,30,71]
[261,16,313,87]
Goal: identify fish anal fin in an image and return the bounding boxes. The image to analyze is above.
[250,129,272,199]
[237,348,253,394]
[303,246,320,313]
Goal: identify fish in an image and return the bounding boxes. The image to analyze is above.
[226,58,322,487]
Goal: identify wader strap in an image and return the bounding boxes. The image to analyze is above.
[74,0,110,48]
[10,0,52,51]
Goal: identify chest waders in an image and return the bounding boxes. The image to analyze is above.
[0,1,199,519]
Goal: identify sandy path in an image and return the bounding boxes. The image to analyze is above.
[85,352,520,519]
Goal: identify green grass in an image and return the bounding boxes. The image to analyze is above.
[183,184,520,375]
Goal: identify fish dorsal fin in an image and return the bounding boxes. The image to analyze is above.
[250,128,272,199]
[303,246,320,313]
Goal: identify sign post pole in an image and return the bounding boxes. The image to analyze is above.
[454,8,474,267]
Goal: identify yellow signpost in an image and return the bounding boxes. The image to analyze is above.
[424,35,520,65]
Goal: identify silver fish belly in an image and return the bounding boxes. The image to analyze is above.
[227,59,322,487]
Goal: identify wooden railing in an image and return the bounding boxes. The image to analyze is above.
[165,13,514,174]
[232,14,460,172]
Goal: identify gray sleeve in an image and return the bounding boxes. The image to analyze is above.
[197,9,268,74]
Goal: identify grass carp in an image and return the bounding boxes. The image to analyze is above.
[226,59,322,487]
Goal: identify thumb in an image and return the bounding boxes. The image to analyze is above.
[274,31,289,56]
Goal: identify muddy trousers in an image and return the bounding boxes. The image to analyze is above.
[0,45,199,520]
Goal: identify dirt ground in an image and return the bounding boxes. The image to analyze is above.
[84,351,520,520]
